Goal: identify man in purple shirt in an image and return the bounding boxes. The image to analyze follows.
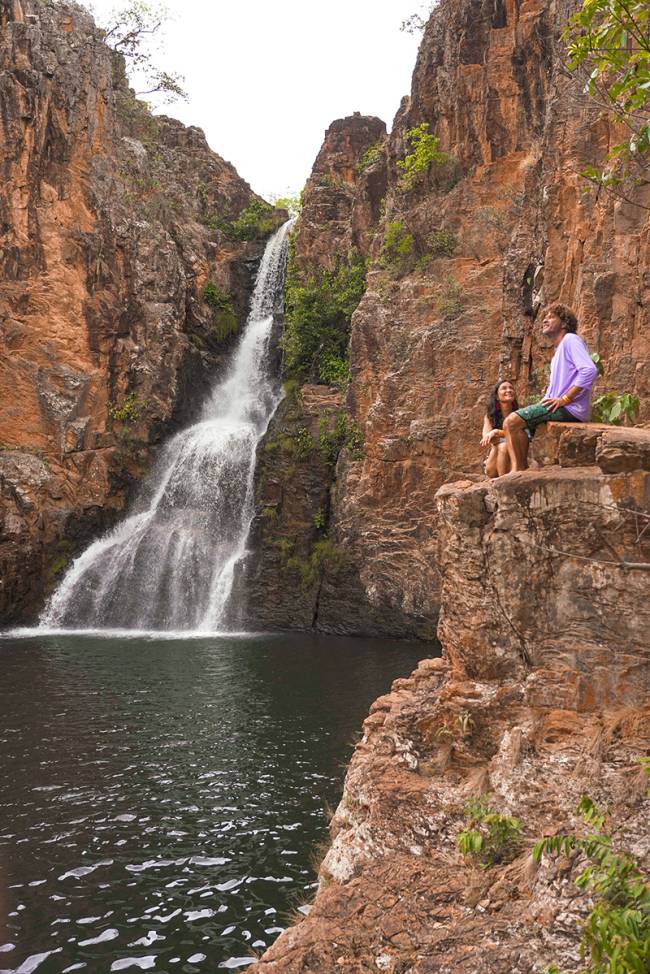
[503,303,599,471]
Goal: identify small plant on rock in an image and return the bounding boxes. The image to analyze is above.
[428,228,458,257]
[108,392,144,424]
[457,794,522,866]
[356,141,383,174]
[592,391,640,426]
[534,790,650,974]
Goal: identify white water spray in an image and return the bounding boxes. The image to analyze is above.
[42,221,293,632]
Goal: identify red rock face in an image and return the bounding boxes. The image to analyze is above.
[292,113,387,276]
[0,0,281,622]
[323,0,650,634]
[249,425,650,973]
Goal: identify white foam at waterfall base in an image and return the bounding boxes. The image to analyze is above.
[40,220,293,633]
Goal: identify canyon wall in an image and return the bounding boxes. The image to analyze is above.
[246,0,648,637]
[0,0,282,622]
[250,423,650,973]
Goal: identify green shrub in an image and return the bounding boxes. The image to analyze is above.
[319,412,364,466]
[380,220,416,276]
[457,794,522,866]
[230,198,276,240]
[397,123,452,192]
[592,391,640,426]
[108,392,143,424]
[356,141,383,174]
[203,198,276,241]
[429,228,458,257]
[203,282,238,341]
[534,791,650,974]
[283,246,366,383]
[319,354,350,389]
[286,537,348,590]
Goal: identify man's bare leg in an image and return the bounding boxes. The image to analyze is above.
[504,413,530,471]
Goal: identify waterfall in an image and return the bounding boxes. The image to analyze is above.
[41,220,293,633]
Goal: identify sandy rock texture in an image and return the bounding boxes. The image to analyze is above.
[0,0,281,622]
[249,424,650,973]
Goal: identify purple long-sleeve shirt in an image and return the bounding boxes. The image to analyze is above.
[545,333,599,421]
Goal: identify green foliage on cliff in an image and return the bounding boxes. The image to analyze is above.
[203,282,238,341]
[318,412,364,466]
[230,198,277,241]
[108,392,144,424]
[380,220,416,276]
[457,794,522,867]
[429,228,458,257]
[201,198,277,242]
[397,123,452,192]
[535,790,650,974]
[563,0,650,193]
[285,538,348,591]
[356,141,383,174]
[283,244,367,384]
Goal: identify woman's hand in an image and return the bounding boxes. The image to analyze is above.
[481,429,501,447]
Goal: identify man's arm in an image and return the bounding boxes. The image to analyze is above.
[543,336,598,410]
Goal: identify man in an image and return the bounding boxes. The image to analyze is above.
[504,303,599,472]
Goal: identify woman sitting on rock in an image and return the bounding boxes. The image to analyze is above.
[481,380,518,478]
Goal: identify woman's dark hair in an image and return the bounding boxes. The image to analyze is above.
[487,381,519,429]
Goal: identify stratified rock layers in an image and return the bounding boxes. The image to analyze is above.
[0,0,279,621]
[250,425,650,974]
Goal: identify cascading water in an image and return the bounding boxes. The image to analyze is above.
[42,220,293,632]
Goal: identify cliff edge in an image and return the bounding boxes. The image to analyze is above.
[250,424,650,973]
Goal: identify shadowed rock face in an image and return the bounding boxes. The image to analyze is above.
[249,425,650,973]
[0,0,281,622]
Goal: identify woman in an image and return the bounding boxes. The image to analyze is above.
[481,380,518,478]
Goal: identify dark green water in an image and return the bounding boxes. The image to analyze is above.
[0,632,427,973]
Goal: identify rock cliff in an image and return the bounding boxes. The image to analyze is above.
[245,0,648,637]
[250,423,650,973]
[0,0,282,622]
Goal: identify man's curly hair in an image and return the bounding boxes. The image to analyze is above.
[543,303,578,333]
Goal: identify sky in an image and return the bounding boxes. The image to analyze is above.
[85,0,428,200]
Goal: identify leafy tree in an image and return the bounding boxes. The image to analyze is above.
[269,192,303,218]
[563,0,650,196]
[400,2,436,33]
[101,2,188,104]
[283,247,366,383]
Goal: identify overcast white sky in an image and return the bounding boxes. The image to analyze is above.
[85,0,427,200]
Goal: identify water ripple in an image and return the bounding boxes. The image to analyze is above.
[0,631,428,970]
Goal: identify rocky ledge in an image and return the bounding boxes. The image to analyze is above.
[250,423,650,974]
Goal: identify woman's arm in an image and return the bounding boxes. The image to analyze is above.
[481,415,502,447]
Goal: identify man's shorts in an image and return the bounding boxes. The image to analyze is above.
[515,402,579,438]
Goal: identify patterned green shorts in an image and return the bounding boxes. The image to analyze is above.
[516,402,578,438]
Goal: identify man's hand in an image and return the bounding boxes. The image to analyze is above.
[541,395,567,412]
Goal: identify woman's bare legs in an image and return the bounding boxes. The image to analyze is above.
[496,441,511,476]
[485,445,499,478]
